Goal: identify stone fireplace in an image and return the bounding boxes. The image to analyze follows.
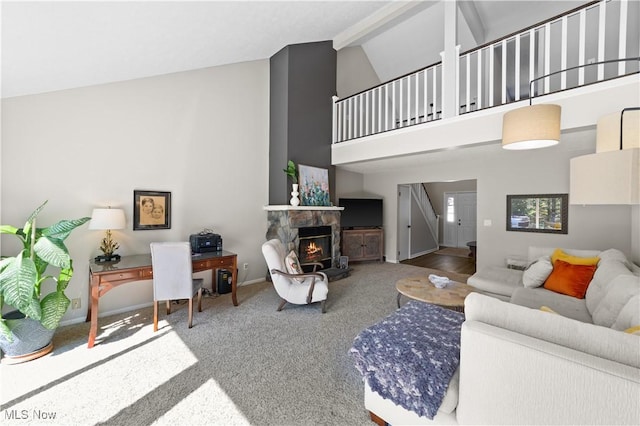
[264,206,343,271]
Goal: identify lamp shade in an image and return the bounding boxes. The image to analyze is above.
[570,148,639,205]
[596,109,640,152]
[502,104,561,150]
[88,208,126,230]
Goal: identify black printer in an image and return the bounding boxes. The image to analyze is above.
[190,232,222,253]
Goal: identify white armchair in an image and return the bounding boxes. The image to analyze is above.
[261,239,329,313]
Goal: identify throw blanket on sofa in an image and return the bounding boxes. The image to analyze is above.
[350,300,464,419]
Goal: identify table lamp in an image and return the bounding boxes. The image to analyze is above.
[89,207,126,262]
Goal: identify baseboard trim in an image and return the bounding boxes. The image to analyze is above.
[59,280,267,327]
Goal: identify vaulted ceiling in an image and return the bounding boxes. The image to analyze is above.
[1,1,584,99]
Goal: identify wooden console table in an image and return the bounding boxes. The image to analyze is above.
[86,251,237,348]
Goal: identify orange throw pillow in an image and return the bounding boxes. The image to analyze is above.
[543,260,597,299]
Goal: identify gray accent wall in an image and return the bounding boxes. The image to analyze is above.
[269,41,337,205]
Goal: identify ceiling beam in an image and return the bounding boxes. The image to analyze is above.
[458,0,486,45]
[333,1,436,50]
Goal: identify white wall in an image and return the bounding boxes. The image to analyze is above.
[1,59,270,323]
[335,168,365,200]
[359,128,634,268]
[336,46,380,98]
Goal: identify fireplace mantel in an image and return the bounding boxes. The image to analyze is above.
[263,205,344,211]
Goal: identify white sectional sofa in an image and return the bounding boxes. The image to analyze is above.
[468,247,640,326]
[360,247,640,425]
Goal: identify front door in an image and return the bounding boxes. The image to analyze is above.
[443,191,477,248]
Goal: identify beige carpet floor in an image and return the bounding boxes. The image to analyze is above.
[0,262,469,426]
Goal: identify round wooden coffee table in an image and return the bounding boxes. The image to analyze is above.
[396,276,475,312]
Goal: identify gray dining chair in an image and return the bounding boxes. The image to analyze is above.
[150,242,203,331]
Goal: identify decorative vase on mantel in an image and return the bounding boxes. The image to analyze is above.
[290,184,300,206]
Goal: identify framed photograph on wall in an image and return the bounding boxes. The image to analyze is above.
[133,190,171,230]
[506,193,568,234]
[298,164,330,206]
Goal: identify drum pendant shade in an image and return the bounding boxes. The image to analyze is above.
[502,104,561,150]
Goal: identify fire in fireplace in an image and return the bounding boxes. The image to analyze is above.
[298,226,332,270]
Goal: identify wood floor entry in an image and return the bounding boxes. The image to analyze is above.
[401,250,476,276]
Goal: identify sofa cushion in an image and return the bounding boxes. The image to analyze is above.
[467,266,523,298]
[598,248,631,265]
[625,326,640,335]
[612,294,640,331]
[522,256,552,288]
[550,248,600,266]
[585,259,634,314]
[510,287,593,323]
[528,246,601,263]
[465,293,640,369]
[591,274,640,327]
[543,260,597,299]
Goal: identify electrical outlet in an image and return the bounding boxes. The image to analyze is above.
[71,298,81,310]
[243,262,249,270]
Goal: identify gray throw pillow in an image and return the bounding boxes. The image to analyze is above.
[522,256,553,288]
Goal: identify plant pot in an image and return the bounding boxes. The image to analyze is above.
[0,311,55,364]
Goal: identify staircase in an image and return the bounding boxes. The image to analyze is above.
[410,183,439,251]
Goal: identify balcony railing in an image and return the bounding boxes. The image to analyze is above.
[333,0,639,144]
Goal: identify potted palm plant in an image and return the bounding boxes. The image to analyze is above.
[0,201,90,363]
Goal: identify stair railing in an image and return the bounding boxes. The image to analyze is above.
[333,0,639,143]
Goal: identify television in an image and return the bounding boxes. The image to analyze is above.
[339,198,383,228]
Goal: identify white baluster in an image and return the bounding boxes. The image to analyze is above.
[597,0,606,81]
[378,87,382,133]
[399,78,404,127]
[489,44,494,107]
[365,91,370,136]
[385,84,390,132]
[561,16,568,90]
[529,28,535,97]
[358,94,363,137]
[477,49,482,110]
[432,66,437,118]
[619,0,628,75]
[423,68,428,122]
[391,81,396,130]
[544,22,551,94]
[414,72,419,124]
[405,75,410,126]
[348,97,353,140]
[331,96,340,143]
[466,54,471,111]
[501,39,507,105]
[579,9,586,85]
[515,35,520,101]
